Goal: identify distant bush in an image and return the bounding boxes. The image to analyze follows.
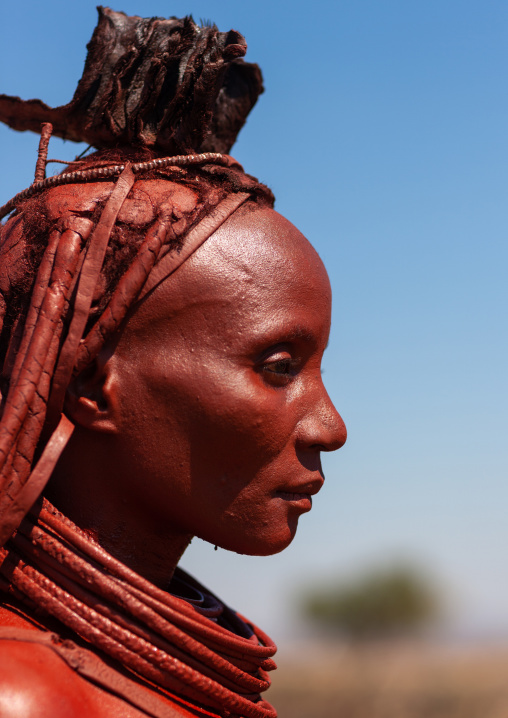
[302,565,438,640]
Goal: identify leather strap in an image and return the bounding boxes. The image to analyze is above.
[138,191,250,301]
[0,415,74,546]
[48,165,136,424]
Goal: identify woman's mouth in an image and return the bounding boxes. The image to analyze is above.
[276,491,313,510]
[275,476,324,511]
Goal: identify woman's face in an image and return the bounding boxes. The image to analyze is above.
[106,206,346,556]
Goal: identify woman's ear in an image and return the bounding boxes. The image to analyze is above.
[64,352,119,434]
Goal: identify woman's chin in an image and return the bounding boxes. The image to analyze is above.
[207,521,299,557]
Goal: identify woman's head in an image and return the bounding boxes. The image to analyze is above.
[0,8,345,568]
[0,148,346,562]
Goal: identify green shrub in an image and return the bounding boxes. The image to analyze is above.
[303,565,438,640]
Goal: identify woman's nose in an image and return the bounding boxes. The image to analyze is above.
[297,386,347,452]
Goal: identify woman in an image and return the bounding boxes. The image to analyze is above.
[0,9,346,717]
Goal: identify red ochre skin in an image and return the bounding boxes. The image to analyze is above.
[0,206,346,717]
[0,602,216,718]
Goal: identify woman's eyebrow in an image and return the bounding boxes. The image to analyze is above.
[292,326,314,339]
[262,324,313,343]
[258,323,323,346]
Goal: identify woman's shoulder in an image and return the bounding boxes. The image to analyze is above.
[0,635,101,718]
[0,604,219,718]
[0,638,208,718]
[0,603,98,716]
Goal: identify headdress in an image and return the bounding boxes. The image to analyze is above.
[0,9,276,717]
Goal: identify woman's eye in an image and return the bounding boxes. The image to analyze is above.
[260,354,296,385]
[264,358,292,375]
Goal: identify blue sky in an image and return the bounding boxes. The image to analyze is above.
[1,1,507,642]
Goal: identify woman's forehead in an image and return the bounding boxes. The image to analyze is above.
[192,206,329,290]
[127,206,331,334]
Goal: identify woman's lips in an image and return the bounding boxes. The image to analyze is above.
[277,491,313,502]
[275,476,324,509]
[276,477,324,498]
[275,490,316,511]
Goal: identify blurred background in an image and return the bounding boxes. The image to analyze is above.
[1,2,507,716]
